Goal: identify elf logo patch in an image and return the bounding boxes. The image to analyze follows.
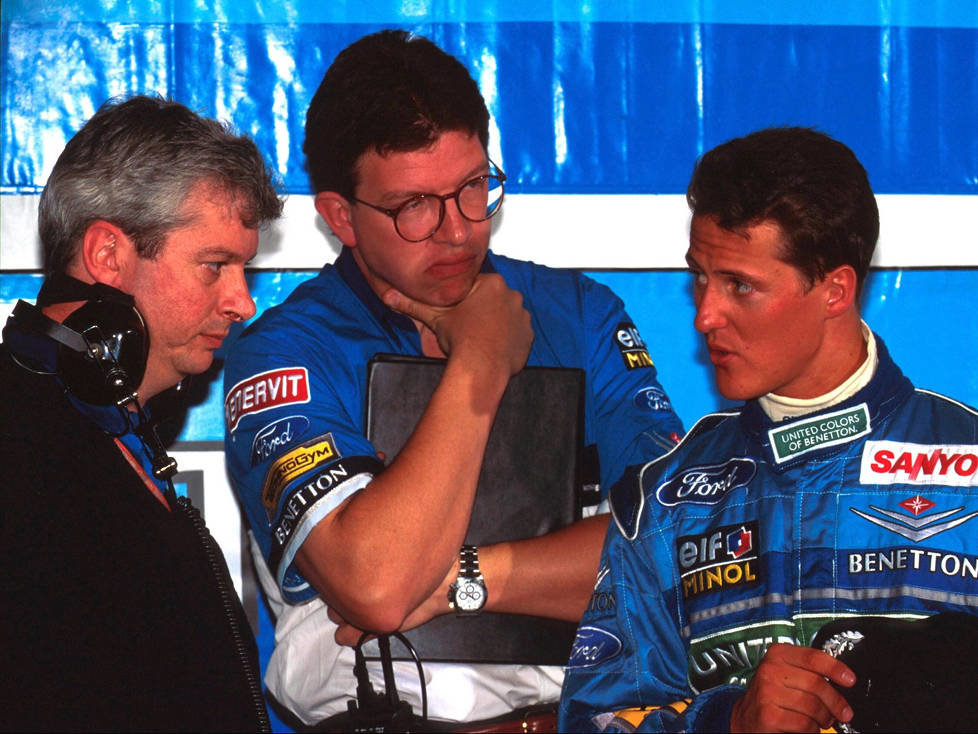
[225,367,310,432]
[614,321,654,370]
[860,441,978,486]
[677,521,761,599]
[727,525,753,559]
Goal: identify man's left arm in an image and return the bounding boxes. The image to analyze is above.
[330,277,684,634]
[331,513,607,645]
[477,277,683,622]
[558,467,745,733]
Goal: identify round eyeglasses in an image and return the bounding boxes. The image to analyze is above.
[352,165,506,242]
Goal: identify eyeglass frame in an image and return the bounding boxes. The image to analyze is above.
[350,161,506,242]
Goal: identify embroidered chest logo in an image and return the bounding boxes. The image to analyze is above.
[850,495,978,542]
[768,404,871,464]
[655,458,756,507]
[677,521,761,600]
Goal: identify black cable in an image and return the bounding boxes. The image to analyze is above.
[353,631,429,726]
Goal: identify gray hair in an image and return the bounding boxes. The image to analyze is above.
[39,95,283,275]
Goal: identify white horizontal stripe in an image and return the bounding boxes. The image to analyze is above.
[2,193,976,270]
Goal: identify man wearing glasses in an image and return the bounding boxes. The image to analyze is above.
[224,30,683,729]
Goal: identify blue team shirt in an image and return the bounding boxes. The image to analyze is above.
[224,248,683,602]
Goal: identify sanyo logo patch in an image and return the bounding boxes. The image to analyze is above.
[861,441,978,486]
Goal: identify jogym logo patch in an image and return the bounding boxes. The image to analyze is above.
[261,433,340,520]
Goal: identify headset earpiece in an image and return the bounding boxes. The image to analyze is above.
[57,296,148,405]
[7,282,175,481]
[7,285,149,406]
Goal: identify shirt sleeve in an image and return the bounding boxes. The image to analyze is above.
[223,323,383,604]
[578,275,684,493]
[558,467,744,733]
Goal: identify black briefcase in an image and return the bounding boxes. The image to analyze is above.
[363,354,585,665]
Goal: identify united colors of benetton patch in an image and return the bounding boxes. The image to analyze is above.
[768,404,870,463]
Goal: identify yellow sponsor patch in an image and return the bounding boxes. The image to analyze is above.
[261,433,340,516]
[612,700,691,728]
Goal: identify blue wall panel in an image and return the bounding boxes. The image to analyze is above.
[4,22,976,194]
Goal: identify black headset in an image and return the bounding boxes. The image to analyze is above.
[10,287,148,406]
[5,275,177,481]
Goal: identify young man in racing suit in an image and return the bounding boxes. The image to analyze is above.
[223,30,683,728]
[559,127,978,733]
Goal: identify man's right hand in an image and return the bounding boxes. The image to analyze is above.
[382,273,533,377]
[298,275,532,632]
[730,643,855,733]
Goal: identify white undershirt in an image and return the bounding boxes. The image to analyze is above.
[758,322,878,422]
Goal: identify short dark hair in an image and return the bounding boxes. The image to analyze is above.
[39,95,283,276]
[686,127,879,293]
[304,29,490,199]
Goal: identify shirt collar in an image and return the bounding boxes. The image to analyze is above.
[758,321,878,422]
[739,333,914,461]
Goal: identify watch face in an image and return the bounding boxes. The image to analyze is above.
[454,580,485,611]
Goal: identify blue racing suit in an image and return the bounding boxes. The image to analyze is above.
[223,247,683,724]
[559,335,978,732]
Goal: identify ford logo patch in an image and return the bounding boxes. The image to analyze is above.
[566,626,623,669]
[655,458,756,506]
[251,415,311,466]
[633,385,672,412]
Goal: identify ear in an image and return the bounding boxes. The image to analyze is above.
[78,220,133,288]
[314,191,357,247]
[822,264,859,318]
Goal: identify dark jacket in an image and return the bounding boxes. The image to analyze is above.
[1,342,268,732]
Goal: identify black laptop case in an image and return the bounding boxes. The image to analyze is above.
[363,354,585,664]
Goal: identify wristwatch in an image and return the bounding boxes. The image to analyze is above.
[448,545,487,616]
